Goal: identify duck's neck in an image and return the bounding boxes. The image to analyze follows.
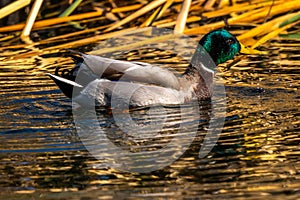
[184,62,214,84]
[182,54,215,98]
[186,48,215,78]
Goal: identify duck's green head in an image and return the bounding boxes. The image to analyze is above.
[197,29,241,66]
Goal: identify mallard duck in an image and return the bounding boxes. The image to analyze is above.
[48,29,249,107]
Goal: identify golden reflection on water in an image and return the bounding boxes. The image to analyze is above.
[0,36,299,199]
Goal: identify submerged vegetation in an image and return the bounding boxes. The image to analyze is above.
[0,0,299,57]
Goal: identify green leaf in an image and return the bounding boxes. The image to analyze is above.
[279,13,300,27]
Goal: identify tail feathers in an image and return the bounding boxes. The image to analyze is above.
[47,73,83,98]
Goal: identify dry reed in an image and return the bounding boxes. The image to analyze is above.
[0,0,298,58]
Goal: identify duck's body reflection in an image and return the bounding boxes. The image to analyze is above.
[73,100,215,173]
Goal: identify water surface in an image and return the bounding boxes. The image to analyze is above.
[0,35,299,199]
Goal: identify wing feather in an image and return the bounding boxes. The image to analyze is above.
[81,54,181,89]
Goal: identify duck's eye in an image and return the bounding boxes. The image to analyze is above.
[226,38,236,45]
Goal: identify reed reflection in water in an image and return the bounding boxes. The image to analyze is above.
[0,37,299,199]
[73,100,215,173]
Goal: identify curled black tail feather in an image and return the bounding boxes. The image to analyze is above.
[55,66,78,81]
[49,50,98,99]
[51,67,82,98]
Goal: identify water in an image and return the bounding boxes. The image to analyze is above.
[0,35,299,199]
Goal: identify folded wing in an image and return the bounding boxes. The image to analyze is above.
[81,54,181,90]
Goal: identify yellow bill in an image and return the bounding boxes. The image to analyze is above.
[240,43,267,55]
